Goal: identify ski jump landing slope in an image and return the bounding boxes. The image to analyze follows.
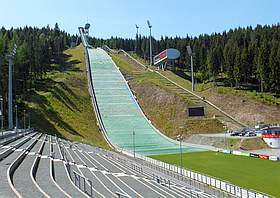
[87,47,209,156]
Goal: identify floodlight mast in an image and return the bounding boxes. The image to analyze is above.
[135,25,139,52]
[147,20,153,65]
[187,45,194,92]
[7,44,17,129]
[135,24,139,35]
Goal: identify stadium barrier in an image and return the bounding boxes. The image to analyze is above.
[218,148,280,162]
[133,152,273,198]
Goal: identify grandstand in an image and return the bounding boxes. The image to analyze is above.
[0,130,224,197]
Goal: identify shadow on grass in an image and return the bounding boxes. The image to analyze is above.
[47,53,82,73]
[29,90,82,137]
[172,70,191,81]
[26,51,86,137]
[34,79,80,112]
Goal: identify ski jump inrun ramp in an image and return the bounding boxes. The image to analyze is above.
[79,28,211,156]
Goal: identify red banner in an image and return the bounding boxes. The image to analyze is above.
[259,154,269,160]
[261,134,280,138]
[159,50,167,59]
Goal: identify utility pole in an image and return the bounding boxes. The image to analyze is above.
[7,44,17,129]
[147,20,153,66]
[187,45,194,92]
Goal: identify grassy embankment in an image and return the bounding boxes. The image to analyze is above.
[26,45,109,149]
[153,152,280,197]
[111,53,224,138]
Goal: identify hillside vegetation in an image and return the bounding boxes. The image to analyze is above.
[94,24,280,95]
[111,53,225,139]
[26,45,109,149]
[121,53,280,126]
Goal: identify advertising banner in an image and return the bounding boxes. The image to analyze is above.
[239,152,250,157]
[259,154,269,160]
[232,150,241,155]
[249,153,259,158]
[269,156,278,161]
[223,149,231,154]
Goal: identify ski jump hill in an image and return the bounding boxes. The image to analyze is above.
[79,27,211,156]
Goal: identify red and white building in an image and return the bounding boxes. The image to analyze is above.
[261,126,280,148]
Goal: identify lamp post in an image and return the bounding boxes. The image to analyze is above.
[133,128,136,158]
[135,24,139,52]
[0,96,3,136]
[23,110,26,134]
[7,44,17,129]
[28,111,31,129]
[15,105,18,130]
[223,125,228,149]
[147,20,153,66]
[187,45,194,92]
[176,134,183,175]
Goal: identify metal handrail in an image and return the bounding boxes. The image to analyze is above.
[72,169,93,197]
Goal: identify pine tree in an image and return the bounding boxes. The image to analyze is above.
[257,41,270,92]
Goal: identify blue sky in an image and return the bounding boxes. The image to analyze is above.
[0,0,279,39]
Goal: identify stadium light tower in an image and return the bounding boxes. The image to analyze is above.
[187,45,194,92]
[7,44,17,129]
[147,20,153,65]
[176,134,183,175]
[135,24,139,35]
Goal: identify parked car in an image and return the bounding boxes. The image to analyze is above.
[230,132,240,136]
[244,132,256,137]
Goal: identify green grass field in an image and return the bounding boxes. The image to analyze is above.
[152,151,280,197]
[26,45,109,149]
